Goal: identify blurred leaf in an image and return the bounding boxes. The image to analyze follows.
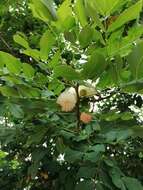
[22,63,35,79]
[81,52,107,79]
[74,0,87,27]
[48,51,61,68]
[29,0,57,22]
[75,180,94,190]
[48,78,65,94]
[84,0,104,30]
[105,129,133,143]
[0,51,21,74]
[23,48,40,60]
[121,112,133,121]
[65,148,84,163]
[17,85,40,98]
[0,86,19,97]
[83,145,105,163]
[108,0,142,32]
[40,30,56,61]
[28,162,39,178]
[13,33,29,49]
[123,177,143,190]
[79,26,94,48]
[8,103,24,118]
[55,0,75,31]
[77,166,96,179]
[127,41,143,80]
[132,126,143,138]
[121,80,143,93]
[54,65,81,80]
[92,0,120,16]
[26,126,48,146]
[109,168,126,190]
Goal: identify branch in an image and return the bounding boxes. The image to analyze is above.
[90,91,118,112]
[95,89,119,102]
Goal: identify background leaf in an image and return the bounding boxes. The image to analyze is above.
[108,0,142,32]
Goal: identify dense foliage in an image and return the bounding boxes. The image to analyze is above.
[0,0,143,189]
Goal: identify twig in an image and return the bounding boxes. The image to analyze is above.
[0,33,13,54]
[95,89,119,102]
[96,93,114,102]
[91,91,118,112]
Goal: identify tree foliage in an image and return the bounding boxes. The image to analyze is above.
[0,0,143,189]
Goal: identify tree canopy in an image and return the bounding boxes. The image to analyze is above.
[0,0,143,189]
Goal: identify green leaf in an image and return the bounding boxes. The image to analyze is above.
[54,65,81,80]
[64,31,77,43]
[32,148,46,163]
[48,51,61,68]
[81,52,107,79]
[56,137,66,153]
[99,169,115,189]
[48,78,64,95]
[17,86,40,98]
[41,0,57,20]
[40,30,56,61]
[109,168,126,190]
[13,33,29,49]
[107,25,143,57]
[121,80,143,93]
[41,89,54,98]
[92,0,120,16]
[101,111,120,121]
[84,151,101,163]
[88,144,105,152]
[55,0,75,31]
[92,30,105,45]
[22,63,35,79]
[23,48,40,60]
[0,86,19,97]
[108,0,142,32]
[65,148,84,163]
[105,129,133,143]
[122,177,143,190]
[121,112,133,121]
[8,104,24,118]
[74,0,87,27]
[29,0,57,22]
[77,166,96,179]
[84,0,104,30]
[132,126,143,138]
[34,72,48,86]
[1,75,23,85]
[28,162,39,178]
[0,51,21,74]
[97,69,115,88]
[107,56,123,85]
[95,183,104,190]
[75,180,94,190]
[79,26,94,48]
[83,144,105,163]
[57,0,73,22]
[127,41,143,80]
[26,126,48,146]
